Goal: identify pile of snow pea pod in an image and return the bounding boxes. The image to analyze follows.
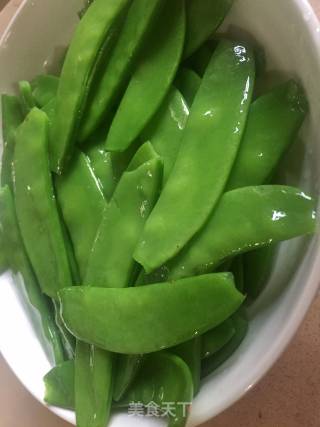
[0,0,317,426]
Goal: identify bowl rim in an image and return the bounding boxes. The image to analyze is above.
[0,1,320,426]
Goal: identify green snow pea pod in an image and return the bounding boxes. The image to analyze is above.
[171,337,201,395]
[141,88,189,184]
[183,0,233,58]
[117,353,193,427]
[0,186,65,364]
[167,186,316,280]
[75,341,113,427]
[31,75,59,108]
[44,360,75,409]
[74,143,162,427]
[18,81,36,115]
[201,318,235,359]
[42,97,56,129]
[227,80,308,190]
[113,354,144,402]
[13,108,73,299]
[185,42,214,76]
[79,0,163,141]
[134,40,255,273]
[175,68,201,106]
[106,0,186,153]
[59,273,244,354]
[55,150,106,279]
[201,310,248,378]
[53,299,76,359]
[243,244,277,300]
[85,144,115,200]
[1,94,23,189]
[85,142,162,287]
[51,0,131,173]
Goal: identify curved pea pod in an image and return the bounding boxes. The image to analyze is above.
[171,337,201,395]
[141,88,189,184]
[117,353,193,427]
[227,80,308,190]
[113,354,144,402]
[168,186,316,280]
[51,0,131,173]
[59,273,244,354]
[13,108,73,299]
[201,318,235,359]
[106,0,186,153]
[1,94,23,189]
[201,310,248,378]
[31,75,59,108]
[79,0,163,142]
[18,80,36,115]
[175,68,201,106]
[55,150,106,279]
[44,360,75,410]
[183,0,233,58]
[75,341,113,427]
[85,142,162,287]
[42,97,56,128]
[134,40,255,273]
[0,186,65,364]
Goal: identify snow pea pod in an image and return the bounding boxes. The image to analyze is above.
[117,353,193,427]
[19,80,36,115]
[44,360,75,409]
[227,80,308,190]
[55,150,106,278]
[201,317,235,359]
[85,143,115,200]
[175,67,201,106]
[51,0,131,173]
[106,0,186,153]
[59,273,244,354]
[134,40,255,273]
[86,142,162,287]
[0,186,65,364]
[1,94,23,189]
[167,186,316,280]
[113,354,144,402]
[13,108,73,299]
[31,75,59,108]
[171,337,201,395]
[75,341,113,427]
[75,143,162,427]
[141,88,189,184]
[201,310,248,378]
[79,0,163,141]
[183,0,233,58]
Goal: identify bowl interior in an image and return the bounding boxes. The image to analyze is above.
[0,0,319,426]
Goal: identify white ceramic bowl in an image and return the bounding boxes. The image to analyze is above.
[0,0,320,426]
